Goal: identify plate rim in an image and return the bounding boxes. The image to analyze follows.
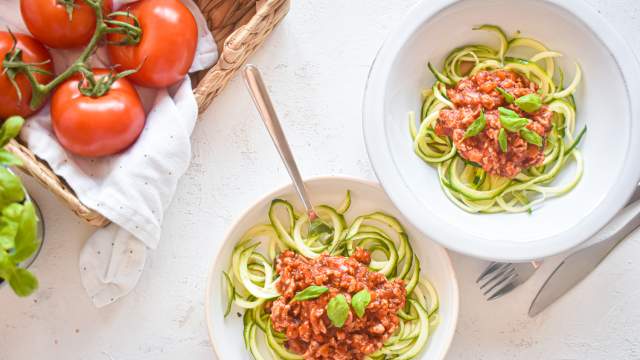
[362,0,640,261]
[204,174,460,360]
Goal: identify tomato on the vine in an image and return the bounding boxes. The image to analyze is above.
[20,0,113,49]
[0,31,53,119]
[107,0,198,88]
[51,69,145,157]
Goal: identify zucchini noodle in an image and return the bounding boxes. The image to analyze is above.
[410,25,585,213]
[223,191,440,359]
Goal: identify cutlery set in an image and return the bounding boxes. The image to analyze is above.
[478,189,640,316]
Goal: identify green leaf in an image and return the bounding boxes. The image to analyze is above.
[498,128,508,153]
[11,201,39,263]
[0,116,24,147]
[0,203,22,251]
[327,294,349,328]
[520,128,543,147]
[8,267,38,297]
[0,167,25,208]
[292,285,329,302]
[351,289,371,318]
[0,250,15,280]
[463,110,486,139]
[0,149,22,166]
[515,93,542,113]
[496,87,515,104]
[498,107,529,132]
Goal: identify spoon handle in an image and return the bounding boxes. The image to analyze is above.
[243,64,315,216]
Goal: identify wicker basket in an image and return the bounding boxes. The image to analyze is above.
[6,0,290,227]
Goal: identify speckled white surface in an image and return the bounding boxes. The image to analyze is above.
[1,0,639,359]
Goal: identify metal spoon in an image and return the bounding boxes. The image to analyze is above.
[243,64,318,221]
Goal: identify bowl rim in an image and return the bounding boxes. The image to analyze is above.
[362,0,640,261]
[204,174,460,360]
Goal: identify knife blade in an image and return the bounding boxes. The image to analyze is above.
[528,198,640,317]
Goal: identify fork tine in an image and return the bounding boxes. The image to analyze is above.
[477,261,541,301]
[479,263,511,289]
[487,277,518,301]
[476,262,501,283]
[483,267,516,295]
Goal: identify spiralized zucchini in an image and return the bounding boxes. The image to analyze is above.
[223,191,440,359]
[411,25,585,213]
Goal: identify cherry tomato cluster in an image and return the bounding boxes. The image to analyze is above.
[0,0,199,157]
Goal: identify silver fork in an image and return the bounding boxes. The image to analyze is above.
[476,261,542,300]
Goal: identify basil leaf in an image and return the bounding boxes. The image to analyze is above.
[498,106,520,118]
[293,285,329,302]
[8,267,38,297]
[498,128,508,153]
[0,203,22,251]
[0,116,24,147]
[498,107,529,132]
[515,93,542,113]
[351,289,371,318]
[0,251,15,281]
[0,167,25,209]
[520,128,543,147]
[0,149,22,166]
[463,110,486,139]
[11,202,39,263]
[327,294,349,328]
[496,87,515,104]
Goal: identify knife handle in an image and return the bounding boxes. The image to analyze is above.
[576,198,640,251]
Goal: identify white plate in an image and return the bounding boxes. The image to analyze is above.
[363,0,640,261]
[205,176,459,360]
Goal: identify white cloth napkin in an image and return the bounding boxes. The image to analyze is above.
[0,0,218,307]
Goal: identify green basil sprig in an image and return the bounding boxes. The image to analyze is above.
[496,87,515,104]
[327,294,350,328]
[498,107,529,132]
[498,128,508,153]
[292,285,328,302]
[463,110,486,139]
[0,116,24,169]
[351,289,371,318]
[0,116,41,297]
[515,93,542,113]
[520,128,543,147]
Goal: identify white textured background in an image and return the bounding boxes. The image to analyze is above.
[1,0,640,359]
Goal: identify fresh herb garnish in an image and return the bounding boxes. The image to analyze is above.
[496,87,515,104]
[463,110,486,139]
[498,128,508,153]
[0,116,40,297]
[292,285,329,302]
[515,93,542,113]
[327,294,349,328]
[498,107,529,132]
[520,128,543,147]
[351,289,371,318]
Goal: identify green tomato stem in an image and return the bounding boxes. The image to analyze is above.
[1,0,143,110]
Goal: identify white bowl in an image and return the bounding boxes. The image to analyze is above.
[205,176,459,360]
[363,0,640,261]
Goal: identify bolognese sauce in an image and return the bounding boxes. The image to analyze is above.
[435,69,554,178]
[268,249,406,359]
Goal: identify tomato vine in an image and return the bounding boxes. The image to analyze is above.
[1,0,142,109]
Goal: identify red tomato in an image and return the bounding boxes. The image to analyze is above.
[51,69,145,157]
[0,31,54,119]
[107,0,198,88]
[20,0,113,49]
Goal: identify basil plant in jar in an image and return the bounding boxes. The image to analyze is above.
[0,116,41,297]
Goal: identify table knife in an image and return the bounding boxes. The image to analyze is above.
[528,198,640,317]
